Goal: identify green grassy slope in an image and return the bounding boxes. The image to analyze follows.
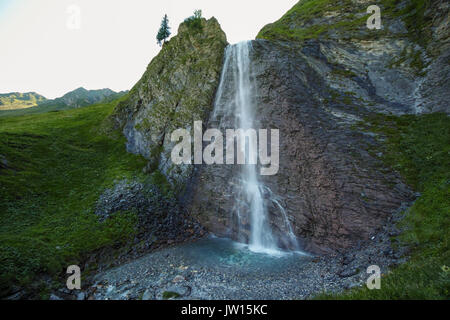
[317,113,450,299]
[257,0,432,46]
[0,92,128,118]
[0,103,81,118]
[0,100,147,297]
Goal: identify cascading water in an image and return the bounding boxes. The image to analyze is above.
[211,41,298,254]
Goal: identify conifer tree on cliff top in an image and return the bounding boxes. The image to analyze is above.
[157,14,171,46]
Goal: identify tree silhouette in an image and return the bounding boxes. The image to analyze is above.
[157,14,171,46]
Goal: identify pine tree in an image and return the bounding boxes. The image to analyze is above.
[157,14,171,47]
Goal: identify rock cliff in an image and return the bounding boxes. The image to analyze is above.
[112,17,228,192]
[190,0,448,254]
[113,1,448,255]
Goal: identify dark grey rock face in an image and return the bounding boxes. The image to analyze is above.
[186,1,449,254]
[189,39,416,254]
[256,0,450,115]
[110,3,448,256]
[95,179,205,254]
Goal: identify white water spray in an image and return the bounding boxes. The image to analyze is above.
[212,41,299,254]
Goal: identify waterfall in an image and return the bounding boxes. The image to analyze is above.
[211,41,299,254]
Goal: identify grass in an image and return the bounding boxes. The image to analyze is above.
[0,92,129,118]
[162,291,181,299]
[0,93,46,111]
[0,104,80,118]
[257,0,351,42]
[183,10,204,32]
[317,113,450,299]
[257,0,432,47]
[0,100,147,296]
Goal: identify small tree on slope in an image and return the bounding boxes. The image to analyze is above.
[157,14,171,46]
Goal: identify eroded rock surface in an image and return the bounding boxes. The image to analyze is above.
[189,40,415,254]
[188,1,448,254]
[112,18,228,192]
[111,1,448,255]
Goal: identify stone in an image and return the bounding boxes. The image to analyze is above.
[173,275,185,283]
[142,289,153,300]
[338,268,359,278]
[0,154,8,169]
[164,285,191,298]
[76,292,86,301]
[342,255,355,265]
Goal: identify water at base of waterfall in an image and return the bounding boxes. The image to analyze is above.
[182,236,310,269]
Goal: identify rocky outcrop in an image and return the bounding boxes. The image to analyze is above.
[257,0,450,114]
[113,1,448,255]
[112,18,228,192]
[190,40,415,254]
[94,179,204,254]
[189,0,448,254]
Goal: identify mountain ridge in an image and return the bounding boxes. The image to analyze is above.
[0,87,129,116]
[0,92,47,110]
[37,87,128,109]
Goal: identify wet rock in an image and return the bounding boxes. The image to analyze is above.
[344,281,361,290]
[50,294,63,300]
[5,290,26,300]
[338,268,359,278]
[389,229,401,237]
[142,289,154,300]
[0,154,8,169]
[58,288,71,295]
[76,292,86,301]
[173,275,185,283]
[164,285,191,298]
[342,254,355,266]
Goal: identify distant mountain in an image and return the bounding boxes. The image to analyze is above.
[0,92,47,110]
[0,88,129,117]
[38,87,128,109]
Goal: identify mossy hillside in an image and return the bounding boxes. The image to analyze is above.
[0,91,129,118]
[0,101,147,296]
[115,18,227,129]
[0,92,47,111]
[114,17,227,128]
[257,0,432,46]
[112,17,228,191]
[317,113,450,299]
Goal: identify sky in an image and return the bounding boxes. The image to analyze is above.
[0,0,298,99]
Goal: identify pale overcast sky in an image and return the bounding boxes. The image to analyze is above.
[0,0,297,98]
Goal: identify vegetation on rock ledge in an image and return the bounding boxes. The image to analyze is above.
[318,113,449,299]
[257,0,432,46]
